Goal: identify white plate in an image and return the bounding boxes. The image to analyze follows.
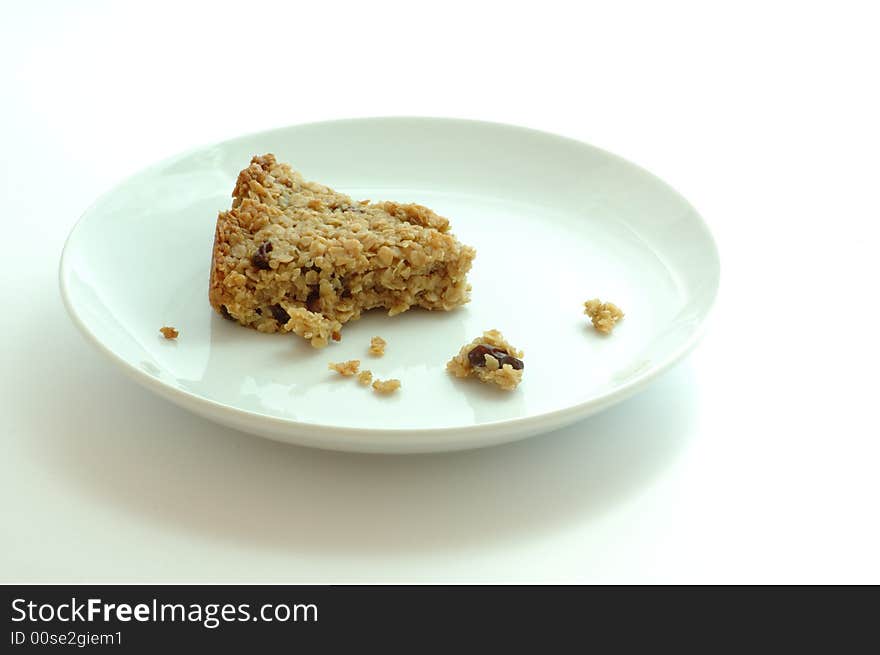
[60,118,719,453]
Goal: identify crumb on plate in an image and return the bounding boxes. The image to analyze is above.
[446,329,523,391]
[372,378,401,394]
[160,326,179,339]
[357,370,373,386]
[328,360,360,376]
[583,299,624,334]
[369,336,387,356]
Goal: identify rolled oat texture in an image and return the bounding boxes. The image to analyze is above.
[209,154,476,348]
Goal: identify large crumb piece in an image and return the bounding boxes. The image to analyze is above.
[357,370,373,386]
[583,299,624,334]
[446,329,524,391]
[159,326,179,340]
[372,378,401,394]
[208,154,476,348]
[328,360,360,377]
[369,336,387,356]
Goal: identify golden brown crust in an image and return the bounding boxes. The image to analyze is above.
[209,154,475,347]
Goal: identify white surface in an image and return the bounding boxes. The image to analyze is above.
[2,0,878,582]
[61,117,719,452]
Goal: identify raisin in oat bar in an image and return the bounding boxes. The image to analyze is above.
[446,330,524,391]
[209,155,476,347]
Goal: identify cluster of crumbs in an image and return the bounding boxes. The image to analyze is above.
[372,378,401,394]
[369,336,387,356]
[328,360,360,376]
[159,326,179,340]
[329,355,399,395]
[447,329,524,391]
[583,299,624,334]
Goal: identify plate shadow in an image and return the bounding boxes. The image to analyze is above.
[26,316,699,559]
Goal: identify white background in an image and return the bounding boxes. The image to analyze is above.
[2,0,878,583]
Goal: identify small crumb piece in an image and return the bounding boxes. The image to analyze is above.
[583,299,624,334]
[160,326,179,340]
[357,370,373,386]
[369,336,387,356]
[328,360,360,376]
[447,329,524,391]
[372,378,401,394]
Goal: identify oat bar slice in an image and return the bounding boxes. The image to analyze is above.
[209,154,476,347]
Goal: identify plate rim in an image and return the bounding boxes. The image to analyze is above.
[59,116,721,446]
